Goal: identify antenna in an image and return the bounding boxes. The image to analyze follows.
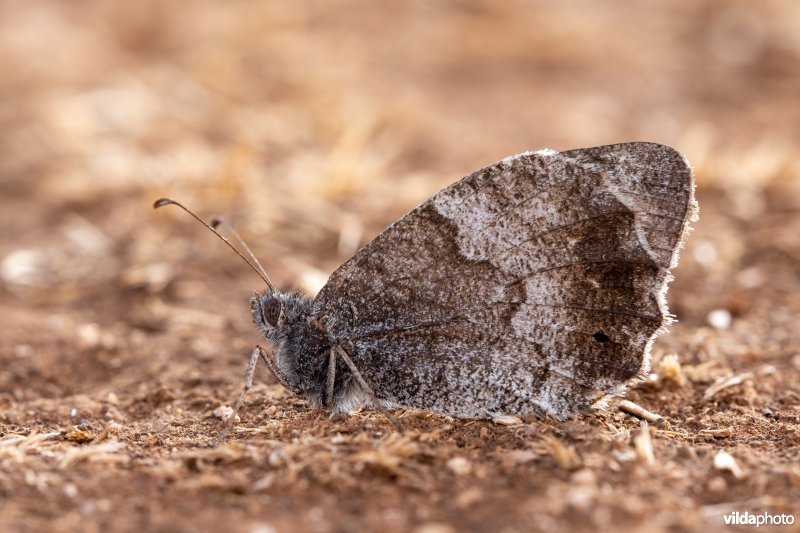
[153,198,274,290]
[210,216,272,286]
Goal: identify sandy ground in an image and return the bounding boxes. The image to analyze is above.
[1,1,799,531]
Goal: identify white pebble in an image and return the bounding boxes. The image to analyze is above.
[0,249,47,286]
[707,309,732,330]
[446,457,471,475]
[213,405,237,421]
[692,240,718,266]
[713,450,745,479]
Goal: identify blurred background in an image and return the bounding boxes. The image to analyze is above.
[1,0,798,307]
[1,1,799,531]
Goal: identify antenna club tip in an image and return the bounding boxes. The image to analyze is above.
[153,198,175,209]
[152,197,274,289]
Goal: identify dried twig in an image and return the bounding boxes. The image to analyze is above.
[619,400,664,425]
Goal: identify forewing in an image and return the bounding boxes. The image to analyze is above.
[314,142,696,418]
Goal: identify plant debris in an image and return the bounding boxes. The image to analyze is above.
[1,1,799,531]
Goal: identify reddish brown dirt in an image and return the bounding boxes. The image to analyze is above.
[1,2,799,532]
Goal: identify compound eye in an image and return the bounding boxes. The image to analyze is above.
[263,297,281,326]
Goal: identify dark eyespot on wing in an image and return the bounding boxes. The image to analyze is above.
[593,331,611,343]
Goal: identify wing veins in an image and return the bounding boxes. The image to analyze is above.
[346,211,662,311]
[327,148,687,326]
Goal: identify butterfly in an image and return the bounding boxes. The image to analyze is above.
[156,142,697,430]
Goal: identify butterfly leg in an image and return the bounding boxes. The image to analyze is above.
[214,345,261,447]
[325,347,337,409]
[258,345,294,391]
[334,344,402,432]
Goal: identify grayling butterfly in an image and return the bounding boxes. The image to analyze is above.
[155,142,697,433]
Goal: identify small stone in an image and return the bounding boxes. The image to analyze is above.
[707,309,732,330]
[77,323,102,349]
[212,405,237,421]
[566,486,595,511]
[692,240,718,266]
[446,457,471,475]
[713,450,745,479]
[0,249,48,286]
[63,483,79,498]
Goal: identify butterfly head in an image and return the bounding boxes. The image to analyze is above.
[250,289,329,400]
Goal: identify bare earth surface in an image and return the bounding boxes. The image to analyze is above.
[1,1,799,531]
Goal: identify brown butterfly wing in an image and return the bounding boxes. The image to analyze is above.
[313,142,696,418]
